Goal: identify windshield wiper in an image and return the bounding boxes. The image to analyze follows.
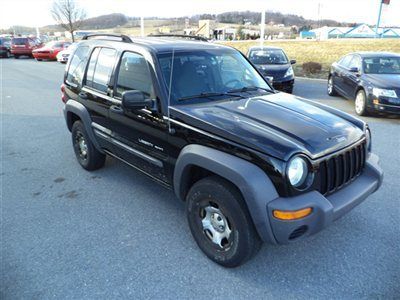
[228,86,273,94]
[178,92,245,102]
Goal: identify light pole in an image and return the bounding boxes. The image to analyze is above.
[260,10,265,46]
[375,0,390,38]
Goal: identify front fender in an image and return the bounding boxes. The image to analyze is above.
[174,144,279,243]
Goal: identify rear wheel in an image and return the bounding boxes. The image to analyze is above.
[355,89,368,116]
[327,76,337,96]
[36,58,42,61]
[5,50,10,58]
[186,176,261,267]
[71,121,106,171]
[14,55,19,59]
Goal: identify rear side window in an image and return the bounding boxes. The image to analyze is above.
[115,52,155,98]
[85,47,117,93]
[66,46,90,86]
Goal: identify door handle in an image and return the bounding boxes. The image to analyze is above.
[110,105,124,114]
[78,92,88,100]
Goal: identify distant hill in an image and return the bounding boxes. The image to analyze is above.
[193,11,352,28]
[2,11,353,35]
[40,13,128,32]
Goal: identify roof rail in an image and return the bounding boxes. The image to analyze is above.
[82,33,133,43]
[148,34,208,42]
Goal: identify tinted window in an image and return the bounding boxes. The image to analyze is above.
[66,46,90,86]
[115,52,155,98]
[12,38,27,45]
[249,49,288,64]
[86,48,116,93]
[339,55,353,68]
[348,56,361,70]
[363,57,400,74]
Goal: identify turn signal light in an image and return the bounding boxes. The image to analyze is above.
[273,207,312,220]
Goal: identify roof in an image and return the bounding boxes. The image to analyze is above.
[80,35,232,54]
[248,46,283,51]
[353,51,400,58]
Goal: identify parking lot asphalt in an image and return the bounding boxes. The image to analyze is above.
[1,58,399,299]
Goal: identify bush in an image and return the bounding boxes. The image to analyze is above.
[302,62,322,74]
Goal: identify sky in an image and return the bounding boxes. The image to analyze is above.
[1,0,399,29]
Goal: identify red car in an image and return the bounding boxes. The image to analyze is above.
[32,41,71,61]
[11,37,43,58]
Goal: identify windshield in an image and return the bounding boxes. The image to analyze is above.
[158,49,271,104]
[363,57,400,74]
[248,49,288,65]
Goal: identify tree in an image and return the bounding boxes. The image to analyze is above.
[51,0,86,42]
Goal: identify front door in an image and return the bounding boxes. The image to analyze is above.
[108,51,170,184]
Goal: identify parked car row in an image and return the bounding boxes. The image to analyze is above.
[1,36,75,63]
[3,35,398,116]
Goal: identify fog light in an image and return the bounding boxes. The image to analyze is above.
[273,207,312,220]
[373,99,379,105]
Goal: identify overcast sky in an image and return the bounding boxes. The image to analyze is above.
[1,0,399,29]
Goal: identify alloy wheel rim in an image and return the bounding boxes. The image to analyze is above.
[75,132,88,160]
[328,78,333,93]
[355,92,364,114]
[200,205,232,249]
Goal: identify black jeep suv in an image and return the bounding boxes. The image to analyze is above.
[62,34,383,267]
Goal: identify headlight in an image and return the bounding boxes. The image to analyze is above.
[284,66,294,78]
[287,156,308,188]
[372,88,397,98]
[365,128,372,152]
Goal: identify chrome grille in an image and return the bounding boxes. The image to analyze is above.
[317,141,366,195]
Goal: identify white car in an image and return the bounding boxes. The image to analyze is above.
[56,43,77,63]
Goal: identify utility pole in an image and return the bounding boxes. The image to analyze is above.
[140,16,144,37]
[376,0,390,38]
[260,10,265,46]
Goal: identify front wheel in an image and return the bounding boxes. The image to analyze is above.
[186,176,261,267]
[71,121,106,170]
[327,76,337,96]
[355,89,368,116]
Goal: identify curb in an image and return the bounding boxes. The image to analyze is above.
[297,77,327,82]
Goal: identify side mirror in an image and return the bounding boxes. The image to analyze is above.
[349,67,360,73]
[290,59,296,65]
[122,90,153,111]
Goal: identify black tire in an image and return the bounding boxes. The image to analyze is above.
[71,121,106,171]
[14,55,19,59]
[186,176,261,267]
[355,89,369,116]
[5,50,11,58]
[327,76,338,96]
[36,58,42,61]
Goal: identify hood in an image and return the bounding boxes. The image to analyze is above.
[171,93,364,161]
[363,74,400,89]
[255,64,291,79]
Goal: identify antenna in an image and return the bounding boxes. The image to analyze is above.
[167,48,175,134]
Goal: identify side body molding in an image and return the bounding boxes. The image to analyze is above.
[174,144,278,243]
[63,99,104,153]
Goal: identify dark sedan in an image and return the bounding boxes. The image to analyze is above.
[0,37,12,58]
[247,46,296,93]
[328,52,400,116]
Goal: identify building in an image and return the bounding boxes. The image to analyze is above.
[310,24,400,39]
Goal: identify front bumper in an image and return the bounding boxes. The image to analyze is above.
[11,49,32,55]
[367,94,400,115]
[272,79,294,93]
[265,153,383,244]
